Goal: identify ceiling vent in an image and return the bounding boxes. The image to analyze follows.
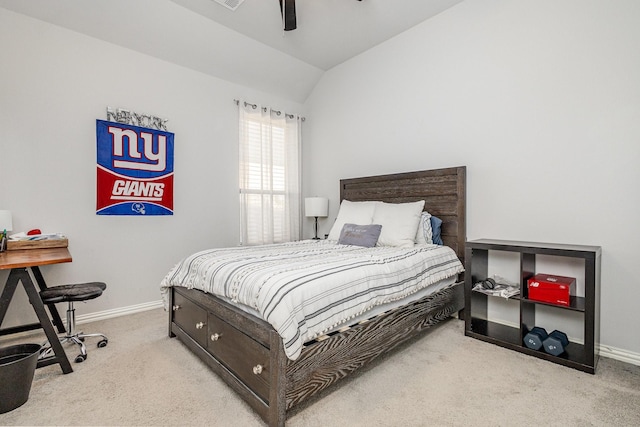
[212,0,245,11]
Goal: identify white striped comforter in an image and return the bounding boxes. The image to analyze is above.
[160,240,464,361]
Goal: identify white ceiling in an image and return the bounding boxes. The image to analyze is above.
[0,0,464,102]
[170,0,464,70]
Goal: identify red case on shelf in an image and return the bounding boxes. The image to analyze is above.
[527,274,576,306]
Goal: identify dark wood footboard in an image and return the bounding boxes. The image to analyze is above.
[168,281,463,426]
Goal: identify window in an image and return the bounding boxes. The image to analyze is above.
[238,101,301,245]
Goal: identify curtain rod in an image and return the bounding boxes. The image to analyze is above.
[234,99,305,121]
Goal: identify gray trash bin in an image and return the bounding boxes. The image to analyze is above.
[0,343,41,413]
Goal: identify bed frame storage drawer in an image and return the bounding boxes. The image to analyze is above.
[207,313,271,403]
[172,291,208,346]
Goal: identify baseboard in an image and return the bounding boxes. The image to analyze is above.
[23,301,640,368]
[598,344,640,366]
[2,300,164,342]
[75,299,164,325]
[82,304,640,366]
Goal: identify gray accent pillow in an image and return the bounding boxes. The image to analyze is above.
[337,223,382,248]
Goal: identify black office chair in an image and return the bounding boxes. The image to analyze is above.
[39,282,108,363]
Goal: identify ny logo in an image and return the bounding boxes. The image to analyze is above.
[108,126,166,172]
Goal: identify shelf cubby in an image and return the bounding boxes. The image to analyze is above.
[464,239,601,374]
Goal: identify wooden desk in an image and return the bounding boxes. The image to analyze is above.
[0,248,73,374]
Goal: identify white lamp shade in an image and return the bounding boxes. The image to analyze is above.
[0,210,13,232]
[305,197,328,218]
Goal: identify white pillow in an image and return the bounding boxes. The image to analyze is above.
[327,200,378,241]
[415,211,433,245]
[373,200,425,248]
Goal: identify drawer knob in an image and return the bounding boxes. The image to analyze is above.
[210,333,221,341]
[195,322,206,329]
[252,364,263,375]
[172,305,180,311]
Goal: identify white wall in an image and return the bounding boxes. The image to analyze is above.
[0,9,303,326]
[303,0,640,356]
[2,1,639,361]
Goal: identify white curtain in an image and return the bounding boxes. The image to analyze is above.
[238,101,301,245]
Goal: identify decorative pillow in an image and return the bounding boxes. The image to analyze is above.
[337,223,382,248]
[415,211,433,245]
[431,215,444,245]
[372,200,425,248]
[327,200,378,241]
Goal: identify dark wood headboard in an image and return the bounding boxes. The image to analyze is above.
[340,166,467,264]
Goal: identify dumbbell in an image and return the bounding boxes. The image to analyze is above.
[523,326,548,350]
[543,330,569,356]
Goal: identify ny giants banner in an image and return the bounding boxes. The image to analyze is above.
[96,120,174,215]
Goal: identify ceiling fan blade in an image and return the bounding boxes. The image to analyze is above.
[279,0,297,31]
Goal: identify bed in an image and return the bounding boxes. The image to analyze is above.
[162,166,466,426]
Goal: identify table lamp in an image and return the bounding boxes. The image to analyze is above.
[304,197,328,240]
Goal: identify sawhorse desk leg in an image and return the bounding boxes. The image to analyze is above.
[0,268,73,374]
[31,266,66,334]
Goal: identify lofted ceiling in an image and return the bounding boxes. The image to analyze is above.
[0,0,464,102]
[170,0,465,70]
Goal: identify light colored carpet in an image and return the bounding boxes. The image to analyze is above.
[0,308,638,426]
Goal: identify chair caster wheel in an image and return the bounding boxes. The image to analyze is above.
[97,339,108,348]
[75,354,87,363]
